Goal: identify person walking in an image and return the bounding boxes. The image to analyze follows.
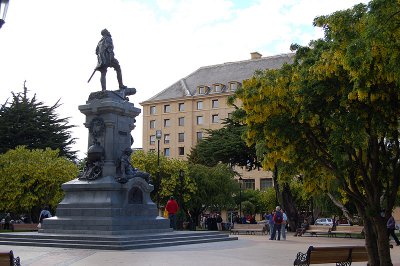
[165,196,179,230]
[281,209,288,240]
[387,214,400,246]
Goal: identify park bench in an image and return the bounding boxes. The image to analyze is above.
[0,250,21,266]
[330,225,364,238]
[304,225,332,237]
[293,245,368,265]
[11,223,38,232]
[230,223,266,235]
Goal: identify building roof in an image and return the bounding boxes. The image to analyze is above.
[141,53,294,104]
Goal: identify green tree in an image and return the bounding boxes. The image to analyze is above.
[259,188,277,215]
[241,201,255,215]
[188,119,260,170]
[187,164,238,224]
[130,150,196,210]
[234,1,400,264]
[0,146,78,221]
[0,89,76,160]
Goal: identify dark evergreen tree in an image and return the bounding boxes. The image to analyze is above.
[188,119,261,170]
[0,87,76,160]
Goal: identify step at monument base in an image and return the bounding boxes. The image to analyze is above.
[0,231,238,250]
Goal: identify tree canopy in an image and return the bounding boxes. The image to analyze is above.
[0,89,76,160]
[0,146,78,220]
[130,150,196,209]
[187,163,238,211]
[234,1,400,264]
[188,119,260,170]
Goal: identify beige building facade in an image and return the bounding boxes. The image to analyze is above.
[140,53,293,190]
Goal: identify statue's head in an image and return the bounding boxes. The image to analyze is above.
[101,28,111,37]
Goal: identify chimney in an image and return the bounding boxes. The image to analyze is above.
[250,52,262,60]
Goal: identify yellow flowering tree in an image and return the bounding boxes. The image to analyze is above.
[235,1,400,265]
[0,146,78,220]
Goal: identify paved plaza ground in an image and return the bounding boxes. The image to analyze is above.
[1,233,400,266]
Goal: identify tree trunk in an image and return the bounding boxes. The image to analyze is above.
[281,183,299,231]
[273,164,282,206]
[326,192,354,223]
[372,216,394,266]
[356,202,393,266]
[363,216,381,266]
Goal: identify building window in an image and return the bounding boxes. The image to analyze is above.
[198,86,205,94]
[197,101,203,110]
[179,103,185,112]
[164,148,170,157]
[164,119,171,127]
[164,134,170,144]
[197,131,203,141]
[150,135,155,145]
[178,117,184,126]
[214,84,222,92]
[150,106,156,115]
[212,114,219,123]
[212,99,219,108]
[164,104,171,113]
[260,178,273,190]
[229,82,240,91]
[196,116,203,125]
[242,179,255,190]
[150,120,156,129]
[149,149,155,153]
[178,147,185,156]
[178,133,184,142]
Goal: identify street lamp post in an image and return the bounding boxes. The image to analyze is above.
[239,176,243,218]
[0,0,10,29]
[155,130,162,208]
[178,169,185,230]
[179,169,184,210]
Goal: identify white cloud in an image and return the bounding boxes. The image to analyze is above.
[0,0,368,159]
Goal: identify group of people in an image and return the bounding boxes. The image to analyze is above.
[201,213,224,231]
[265,206,288,240]
[233,214,258,225]
[1,207,52,230]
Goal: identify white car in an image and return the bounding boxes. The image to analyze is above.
[314,218,334,226]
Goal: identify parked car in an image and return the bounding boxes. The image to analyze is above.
[314,218,334,226]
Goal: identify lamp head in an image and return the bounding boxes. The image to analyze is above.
[0,0,9,29]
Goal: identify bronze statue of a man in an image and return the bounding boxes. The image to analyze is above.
[95,29,127,91]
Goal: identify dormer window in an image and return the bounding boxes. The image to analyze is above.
[198,86,206,94]
[229,81,241,92]
[213,83,223,93]
[198,86,210,95]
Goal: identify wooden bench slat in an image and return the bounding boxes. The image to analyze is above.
[11,223,38,232]
[0,253,11,265]
[303,225,332,237]
[294,246,368,265]
[0,250,20,266]
[230,224,266,235]
[330,225,364,238]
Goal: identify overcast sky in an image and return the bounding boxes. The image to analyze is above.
[0,0,369,159]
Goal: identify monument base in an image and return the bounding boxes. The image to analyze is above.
[40,176,171,235]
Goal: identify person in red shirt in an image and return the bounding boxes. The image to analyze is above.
[165,196,179,230]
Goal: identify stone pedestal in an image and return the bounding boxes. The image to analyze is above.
[40,90,170,235]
